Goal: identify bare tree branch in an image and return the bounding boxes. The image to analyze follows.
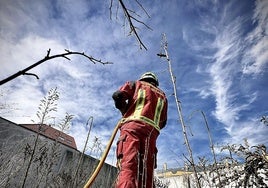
[110,0,152,50]
[0,49,112,85]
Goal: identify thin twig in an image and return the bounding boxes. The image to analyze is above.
[114,0,151,50]
[23,73,39,80]
[134,0,150,18]
[73,116,94,187]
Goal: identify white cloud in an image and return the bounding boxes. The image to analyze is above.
[209,26,243,126]
[222,119,268,147]
[242,0,268,75]
[198,1,267,146]
[0,34,65,79]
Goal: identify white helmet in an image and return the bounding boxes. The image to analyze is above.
[139,72,159,86]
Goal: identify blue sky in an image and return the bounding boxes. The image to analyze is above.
[0,0,267,169]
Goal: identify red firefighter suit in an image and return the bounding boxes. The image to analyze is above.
[112,80,168,188]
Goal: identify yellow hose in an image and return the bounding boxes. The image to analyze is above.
[83,120,121,188]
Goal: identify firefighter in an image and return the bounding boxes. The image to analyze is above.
[112,72,168,188]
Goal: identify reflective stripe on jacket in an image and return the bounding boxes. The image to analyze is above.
[119,80,167,131]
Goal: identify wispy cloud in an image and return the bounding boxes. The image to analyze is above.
[179,0,268,148]
[242,0,268,75]
[206,1,267,145]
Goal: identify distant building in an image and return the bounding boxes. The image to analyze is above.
[0,116,117,188]
[156,168,192,178]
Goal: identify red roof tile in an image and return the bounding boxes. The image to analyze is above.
[20,124,77,149]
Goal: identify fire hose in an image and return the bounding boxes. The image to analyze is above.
[83,120,121,188]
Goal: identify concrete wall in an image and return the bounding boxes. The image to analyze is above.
[0,117,117,188]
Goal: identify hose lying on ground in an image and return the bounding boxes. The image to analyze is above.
[83,120,121,188]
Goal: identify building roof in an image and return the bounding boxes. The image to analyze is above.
[20,124,77,150]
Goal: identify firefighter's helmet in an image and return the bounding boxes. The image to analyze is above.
[139,72,159,86]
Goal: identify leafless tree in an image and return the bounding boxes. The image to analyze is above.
[157,33,201,188]
[109,0,152,50]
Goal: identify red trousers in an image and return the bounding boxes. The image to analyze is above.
[115,121,159,188]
